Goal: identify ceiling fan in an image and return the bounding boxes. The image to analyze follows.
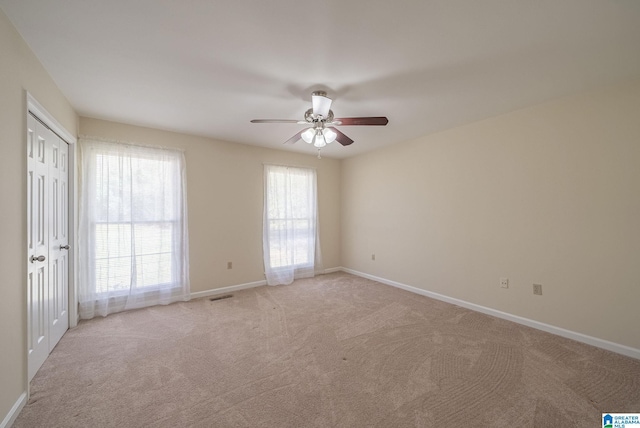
[251,91,388,154]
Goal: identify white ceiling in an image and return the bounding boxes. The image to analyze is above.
[2,1,640,158]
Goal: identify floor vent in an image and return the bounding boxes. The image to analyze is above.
[210,294,233,302]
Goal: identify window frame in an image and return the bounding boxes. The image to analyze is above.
[263,164,320,285]
[78,138,189,318]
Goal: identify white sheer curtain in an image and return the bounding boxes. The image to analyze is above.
[78,138,190,319]
[263,164,323,285]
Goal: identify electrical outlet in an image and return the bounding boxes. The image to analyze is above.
[371,254,375,261]
[227,262,232,269]
[500,278,509,289]
[533,283,542,295]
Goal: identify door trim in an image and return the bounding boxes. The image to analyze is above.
[25,93,78,348]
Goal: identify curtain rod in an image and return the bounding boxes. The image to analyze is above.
[79,134,186,153]
[262,162,317,170]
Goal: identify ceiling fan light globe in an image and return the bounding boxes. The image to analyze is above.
[323,128,337,144]
[313,134,327,148]
[301,128,315,144]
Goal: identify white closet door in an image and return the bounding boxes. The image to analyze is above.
[27,114,70,381]
[49,133,69,347]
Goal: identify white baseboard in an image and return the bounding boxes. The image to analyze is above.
[190,268,343,300]
[340,267,640,360]
[190,280,266,300]
[1,392,26,428]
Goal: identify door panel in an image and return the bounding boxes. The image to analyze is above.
[27,115,50,380]
[49,134,69,347]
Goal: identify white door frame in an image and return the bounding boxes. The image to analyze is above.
[26,92,78,332]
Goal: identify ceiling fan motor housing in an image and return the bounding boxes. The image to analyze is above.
[305,108,334,123]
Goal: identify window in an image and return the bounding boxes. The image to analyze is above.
[263,165,322,285]
[78,139,189,318]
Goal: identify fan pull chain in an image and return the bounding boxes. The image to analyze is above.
[317,149,322,159]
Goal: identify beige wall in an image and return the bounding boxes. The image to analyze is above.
[341,78,640,349]
[79,118,341,293]
[0,9,78,423]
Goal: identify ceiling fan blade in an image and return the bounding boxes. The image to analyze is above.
[251,119,306,124]
[283,130,304,145]
[333,117,389,126]
[312,93,332,118]
[328,127,354,146]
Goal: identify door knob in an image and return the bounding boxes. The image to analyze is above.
[30,255,46,263]
[60,245,70,250]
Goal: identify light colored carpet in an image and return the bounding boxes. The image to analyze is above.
[15,272,640,427]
